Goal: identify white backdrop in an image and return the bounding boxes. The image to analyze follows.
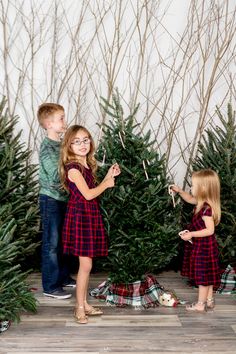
[0,0,235,184]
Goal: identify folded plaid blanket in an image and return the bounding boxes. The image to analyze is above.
[217,264,236,294]
[89,274,178,307]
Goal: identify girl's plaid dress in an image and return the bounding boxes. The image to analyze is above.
[62,162,108,257]
[181,203,221,287]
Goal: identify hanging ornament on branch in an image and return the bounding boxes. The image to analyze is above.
[118,131,126,149]
[142,160,149,180]
[102,151,106,166]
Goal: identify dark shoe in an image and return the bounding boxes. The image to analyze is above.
[43,289,72,299]
[63,278,76,288]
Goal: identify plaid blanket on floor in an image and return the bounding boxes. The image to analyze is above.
[89,274,176,307]
[217,264,236,294]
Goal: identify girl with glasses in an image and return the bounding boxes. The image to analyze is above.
[60,125,121,324]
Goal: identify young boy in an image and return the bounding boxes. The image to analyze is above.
[37,103,76,299]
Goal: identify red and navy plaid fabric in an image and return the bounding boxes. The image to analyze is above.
[217,264,236,294]
[89,274,174,307]
[62,162,108,257]
[181,203,221,287]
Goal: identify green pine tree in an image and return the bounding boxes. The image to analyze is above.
[0,98,40,265]
[95,90,181,284]
[0,97,39,323]
[193,103,236,266]
[0,219,37,323]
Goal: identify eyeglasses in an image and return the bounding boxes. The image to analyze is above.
[71,138,91,146]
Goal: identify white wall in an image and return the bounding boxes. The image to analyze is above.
[0,0,235,184]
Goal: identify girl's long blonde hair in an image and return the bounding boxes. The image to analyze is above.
[192,169,221,225]
[60,125,97,191]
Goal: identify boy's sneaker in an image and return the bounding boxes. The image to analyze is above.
[43,289,72,299]
[62,278,76,288]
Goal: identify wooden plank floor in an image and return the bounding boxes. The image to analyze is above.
[1,271,236,354]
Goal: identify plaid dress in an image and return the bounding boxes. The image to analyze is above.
[62,162,108,257]
[181,203,220,287]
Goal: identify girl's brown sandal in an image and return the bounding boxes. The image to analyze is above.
[85,306,103,316]
[186,301,207,313]
[74,306,88,324]
[206,298,215,310]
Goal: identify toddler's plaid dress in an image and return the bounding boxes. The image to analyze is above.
[181,203,221,287]
[62,162,108,257]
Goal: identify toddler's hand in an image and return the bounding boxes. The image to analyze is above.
[179,230,193,244]
[168,184,178,208]
[169,184,180,194]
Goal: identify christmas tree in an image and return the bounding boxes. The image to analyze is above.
[0,219,37,325]
[96,90,180,284]
[0,98,40,264]
[193,103,236,266]
[0,98,38,327]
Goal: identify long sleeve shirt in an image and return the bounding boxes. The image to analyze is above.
[38,137,68,202]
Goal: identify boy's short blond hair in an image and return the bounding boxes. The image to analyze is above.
[37,103,64,129]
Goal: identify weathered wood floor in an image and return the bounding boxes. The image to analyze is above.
[1,271,236,354]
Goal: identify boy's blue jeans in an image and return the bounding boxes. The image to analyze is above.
[39,194,70,293]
